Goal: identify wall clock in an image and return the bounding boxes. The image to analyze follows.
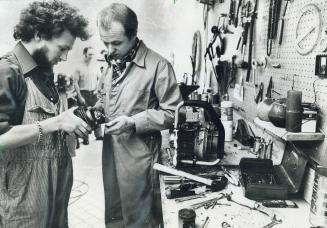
[295,3,321,55]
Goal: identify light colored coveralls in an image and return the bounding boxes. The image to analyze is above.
[101,41,182,228]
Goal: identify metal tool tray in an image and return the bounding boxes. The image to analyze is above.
[239,143,308,200]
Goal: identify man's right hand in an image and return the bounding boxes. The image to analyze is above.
[56,108,92,138]
[78,96,86,106]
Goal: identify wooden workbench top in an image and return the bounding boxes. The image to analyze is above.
[159,170,312,228]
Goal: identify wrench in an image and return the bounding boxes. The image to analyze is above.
[262,218,282,228]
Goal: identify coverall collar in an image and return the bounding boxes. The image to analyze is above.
[131,40,147,68]
[12,41,37,75]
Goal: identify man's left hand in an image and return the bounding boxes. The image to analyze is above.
[104,116,135,135]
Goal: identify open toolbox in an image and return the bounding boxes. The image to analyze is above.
[239,143,308,200]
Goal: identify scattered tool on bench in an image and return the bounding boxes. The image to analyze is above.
[175,194,206,203]
[154,163,228,191]
[224,192,283,225]
[191,192,228,210]
[221,166,240,186]
[262,217,282,228]
[201,216,210,228]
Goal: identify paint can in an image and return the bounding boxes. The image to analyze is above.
[178,208,196,228]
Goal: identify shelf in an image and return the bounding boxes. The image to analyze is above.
[253,118,325,141]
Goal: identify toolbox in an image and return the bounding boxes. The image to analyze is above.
[239,143,308,200]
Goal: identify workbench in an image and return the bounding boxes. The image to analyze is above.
[159,169,312,228]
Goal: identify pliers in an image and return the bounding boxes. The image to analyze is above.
[255,82,264,103]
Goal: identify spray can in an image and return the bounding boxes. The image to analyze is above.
[221,98,233,141]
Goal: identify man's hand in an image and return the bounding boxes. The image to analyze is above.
[78,96,86,106]
[57,108,92,138]
[104,116,135,135]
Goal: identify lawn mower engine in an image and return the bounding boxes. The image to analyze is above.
[171,100,225,168]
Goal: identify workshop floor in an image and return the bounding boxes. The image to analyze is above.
[68,135,106,228]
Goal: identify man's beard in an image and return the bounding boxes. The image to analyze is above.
[32,46,52,68]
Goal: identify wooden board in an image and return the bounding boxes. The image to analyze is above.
[254,118,325,141]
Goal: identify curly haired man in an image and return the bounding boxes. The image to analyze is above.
[0,1,91,227]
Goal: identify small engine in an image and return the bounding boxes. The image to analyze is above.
[170,100,225,168]
[73,106,106,130]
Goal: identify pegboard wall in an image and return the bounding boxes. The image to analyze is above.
[204,0,327,165]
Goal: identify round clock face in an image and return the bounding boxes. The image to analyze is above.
[295,3,321,55]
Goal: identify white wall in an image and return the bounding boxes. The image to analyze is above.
[0,0,205,82]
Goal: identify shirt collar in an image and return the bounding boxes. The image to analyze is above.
[132,40,147,68]
[12,41,37,75]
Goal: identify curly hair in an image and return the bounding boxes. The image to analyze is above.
[13,0,90,42]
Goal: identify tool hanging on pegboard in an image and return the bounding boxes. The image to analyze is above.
[229,0,236,25]
[237,2,251,69]
[267,0,282,56]
[228,55,237,88]
[204,26,220,81]
[255,82,264,103]
[219,13,233,34]
[266,77,273,99]
[234,0,242,27]
[278,0,290,45]
[245,0,258,82]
